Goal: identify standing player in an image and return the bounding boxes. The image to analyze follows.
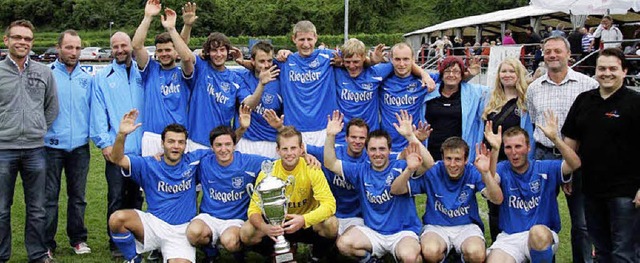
[131,0,196,156]
[108,110,210,263]
[234,41,282,159]
[485,112,581,263]
[324,110,433,262]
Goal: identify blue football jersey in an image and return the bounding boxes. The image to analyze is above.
[198,151,270,220]
[379,74,430,152]
[140,59,190,134]
[276,49,337,132]
[409,162,485,230]
[307,145,368,218]
[126,149,211,225]
[234,68,282,142]
[496,159,563,234]
[187,56,251,145]
[334,63,394,142]
[342,159,422,234]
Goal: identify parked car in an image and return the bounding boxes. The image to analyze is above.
[98,48,112,59]
[80,47,107,60]
[29,50,39,60]
[145,46,156,59]
[39,47,58,61]
[0,49,8,60]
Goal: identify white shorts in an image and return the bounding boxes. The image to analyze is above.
[134,210,195,262]
[487,227,559,263]
[235,138,279,159]
[187,139,209,152]
[337,217,364,236]
[355,226,418,259]
[142,132,164,157]
[301,129,326,147]
[421,224,484,255]
[192,213,244,245]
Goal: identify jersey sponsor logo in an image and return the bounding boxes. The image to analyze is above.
[508,195,540,212]
[605,110,620,118]
[529,179,541,193]
[232,177,244,189]
[157,179,193,194]
[332,174,354,190]
[309,59,320,68]
[434,200,470,218]
[208,188,246,203]
[340,89,373,103]
[383,93,419,107]
[207,83,230,104]
[288,70,321,83]
[161,83,181,96]
[366,189,393,204]
[288,198,308,208]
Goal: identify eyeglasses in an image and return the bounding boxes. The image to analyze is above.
[9,35,33,42]
[443,69,461,75]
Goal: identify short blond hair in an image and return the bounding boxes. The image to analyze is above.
[292,20,316,38]
[341,38,366,58]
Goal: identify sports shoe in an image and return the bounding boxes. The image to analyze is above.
[147,250,161,262]
[123,254,142,263]
[72,242,91,255]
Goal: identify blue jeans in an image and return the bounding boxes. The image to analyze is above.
[0,148,49,262]
[535,146,592,263]
[44,145,90,251]
[584,196,639,263]
[105,160,143,251]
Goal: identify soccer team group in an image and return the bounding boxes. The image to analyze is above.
[2,0,639,262]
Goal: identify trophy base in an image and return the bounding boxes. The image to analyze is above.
[273,251,296,263]
[272,236,296,263]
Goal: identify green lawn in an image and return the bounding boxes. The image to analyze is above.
[7,145,573,262]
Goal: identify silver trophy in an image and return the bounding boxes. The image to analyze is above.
[247,160,296,263]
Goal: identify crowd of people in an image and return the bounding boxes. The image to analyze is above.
[0,1,639,262]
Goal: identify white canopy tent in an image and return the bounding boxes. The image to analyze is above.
[530,0,639,15]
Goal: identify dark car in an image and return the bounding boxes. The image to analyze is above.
[39,47,58,61]
[0,49,7,60]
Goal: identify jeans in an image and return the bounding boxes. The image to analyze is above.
[44,145,90,251]
[105,160,143,251]
[0,148,49,261]
[584,196,639,263]
[535,146,592,263]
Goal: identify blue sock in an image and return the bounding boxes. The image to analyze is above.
[530,245,553,263]
[202,244,219,258]
[111,231,138,260]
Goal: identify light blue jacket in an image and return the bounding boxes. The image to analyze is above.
[90,60,144,154]
[520,112,536,160]
[422,82,489,161]
[44,60,92,151]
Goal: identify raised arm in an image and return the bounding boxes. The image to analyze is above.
[393,110,434,174]
[234,105,251,142]
[390,142,422,195]
[323,110,344,175]
[474,143,503,205]
[132,0,162,69]
[483,120,502,176]
[411,63,436,92]
[536,110,581,175]
[263,109,285,131]
[242,65,280,109]
[179,2,197,45]
[161,8,195,76]
[112,109,142,171]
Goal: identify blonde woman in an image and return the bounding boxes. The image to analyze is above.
[482,57,535,243]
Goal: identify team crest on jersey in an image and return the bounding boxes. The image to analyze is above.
[232,177,244,189]
[135,77,142,87]
[458,190,469,203]
[78,78,89,89]
[172,72,178,81]
[181,168,193,178]
[309,59,320,68]
[109,82,116,89]
[297,187,307,196]
[529,179,541,193]
[385,173,394,186]
[263,93,274,104]
[407,83,418,92]
[361,83,374,91]
[220,82,231,93]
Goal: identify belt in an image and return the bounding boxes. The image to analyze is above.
[535,142,561,156]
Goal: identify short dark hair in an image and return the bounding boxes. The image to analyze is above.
[503,126,530,146]
[438,56,466,83]
[154,32,173,45]
[209,125,236,146]
[598,47,629,71]
[346,118,369,137]
[365,130,391,150]
[5,19,35,36]
[276,126,302,148]
[441,137,469,159]
[57,29,79,47]
[251,41,273,59]
[161,124,188,141]
[202,32,231,61]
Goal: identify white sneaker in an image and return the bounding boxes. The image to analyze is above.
[72,242,91,254]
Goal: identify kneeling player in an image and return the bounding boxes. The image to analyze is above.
[485,112,581,263]
[108,110,210,263]
[391,135,503,263]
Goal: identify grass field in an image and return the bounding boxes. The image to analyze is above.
[7,145,574,262]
